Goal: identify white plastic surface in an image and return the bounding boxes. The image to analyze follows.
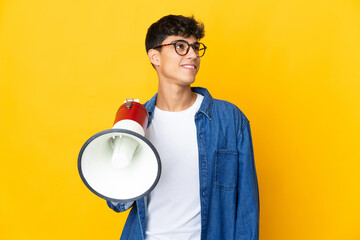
[111,135,139,169]
[113,120,145,136]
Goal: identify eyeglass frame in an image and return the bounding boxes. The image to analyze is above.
[152,39,207,57]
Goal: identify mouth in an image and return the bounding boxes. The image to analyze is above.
[181,64,197,70]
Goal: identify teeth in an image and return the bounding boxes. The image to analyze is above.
[183,65,195,69]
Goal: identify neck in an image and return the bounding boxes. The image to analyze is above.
[156,83,197,112]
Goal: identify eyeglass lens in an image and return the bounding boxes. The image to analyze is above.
[174,41,205,57]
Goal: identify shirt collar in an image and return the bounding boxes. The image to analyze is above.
[145,87,213,123]
[192,87,213,120]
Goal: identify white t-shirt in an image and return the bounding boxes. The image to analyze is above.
[145,93,204,240]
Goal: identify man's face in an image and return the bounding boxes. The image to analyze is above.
[154,35,201,87]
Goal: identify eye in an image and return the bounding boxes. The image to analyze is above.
[175,42,186,50]
[192,43,201,52]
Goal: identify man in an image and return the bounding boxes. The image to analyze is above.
[107,15,259,240]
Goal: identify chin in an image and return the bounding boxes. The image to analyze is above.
[180,78,196,86]
[181,74,197,84]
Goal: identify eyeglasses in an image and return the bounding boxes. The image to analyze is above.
[153,40,207,57]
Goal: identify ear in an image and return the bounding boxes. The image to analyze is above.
[147,49,160,67]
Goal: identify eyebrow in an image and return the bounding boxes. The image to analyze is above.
[172,39,200,44]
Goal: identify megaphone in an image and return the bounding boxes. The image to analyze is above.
[78,98,161,202]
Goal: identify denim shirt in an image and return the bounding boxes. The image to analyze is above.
[107,87,260,240]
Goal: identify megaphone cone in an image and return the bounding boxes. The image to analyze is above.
[78,99,161,202]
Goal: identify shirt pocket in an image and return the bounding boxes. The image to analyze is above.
[215,149,239,190]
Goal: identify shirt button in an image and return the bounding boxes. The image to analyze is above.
[202,162,206,167]
[202,191,206,196]
[200,134,203,139]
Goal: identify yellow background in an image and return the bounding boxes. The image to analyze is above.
[1,0,359,239]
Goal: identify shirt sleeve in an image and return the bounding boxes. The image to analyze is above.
[236,120,260,239]
[106,200,134,213]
